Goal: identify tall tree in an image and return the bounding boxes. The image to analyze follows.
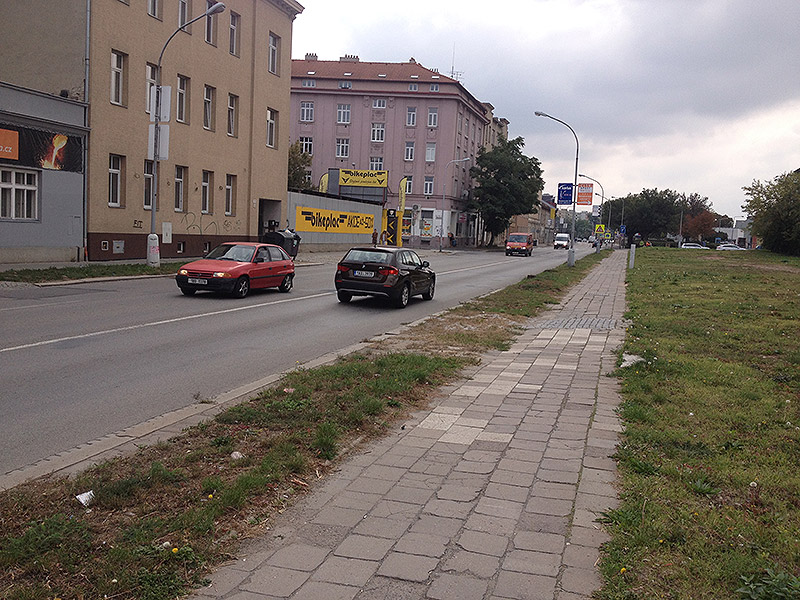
[743,171,800,255]
[683,209,717,241]
[469,137,544,245]
[619,188,682,241]
[287,141,313,190]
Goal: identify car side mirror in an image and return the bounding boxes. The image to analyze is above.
[422,261,429,268]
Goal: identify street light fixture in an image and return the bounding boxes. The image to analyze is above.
[440,157,470,252]
[147,1,226,267]
[579,173,603,253]
[535,111,579,266]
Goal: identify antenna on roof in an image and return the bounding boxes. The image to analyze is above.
[449,43,463,81]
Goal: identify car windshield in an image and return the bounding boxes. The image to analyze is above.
[508,234,527,243]
[343,249,391,264]
[206,244,255,262]
[555,234,570,241]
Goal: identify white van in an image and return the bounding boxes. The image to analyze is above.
[554,233,571,249]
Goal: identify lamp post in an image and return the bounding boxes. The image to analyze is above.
[148,1,226,267]
[535,111,579,266]
[579,173,603,253]
[440,157,470,252]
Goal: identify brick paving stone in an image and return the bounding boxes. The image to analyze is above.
[410,514,465,537]
[362,464,409,482]
[531,480,577,500]
[242,566,309,597]
[535,469,580,485]
[493,571,557,600]
[474,496,525,520]
[334,535,395,561]
[513,531,566,554]
[568,526,611,547]
[385,484,437,505]
[453,460,497,474]
[221,592,283,600]
[539,458,582,472]
[353,516,413,539]
[457,529,510,557]
[377,552,439,582]
[394,531,450,557]
[292,581,360,600]
[424,497,476,518]
[196,567,250,596]
[525,496,574,517]
[371,499,424,520]
[502,549,561,576]
[346,477,397,494]
[311,556,379,586]
[330,490,383,511]
[485,482,531,503]
[313,506,366,527]
[355,576,429,600]
[464,512,518,536]
[491,470,536,487]
[442,550,501,579]
[497,458,540,474]
[560,566,602,595]
[267,543,329,571]
[427,573,489,600]
[436,483,483,502]
[563,543,600,570]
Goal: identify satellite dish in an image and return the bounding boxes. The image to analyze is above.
[412,204,420,211]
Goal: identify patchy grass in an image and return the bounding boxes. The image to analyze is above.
[0,262,183,283]
[598,248,800,600]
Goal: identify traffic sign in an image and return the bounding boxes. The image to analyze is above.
[620,225,627,234]
[594,224,605,235]
[557,183,573,205]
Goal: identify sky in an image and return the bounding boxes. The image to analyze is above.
[290,0,800,218]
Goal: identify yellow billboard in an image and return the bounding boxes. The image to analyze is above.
[338,169,388,187]
[295,206,375,234]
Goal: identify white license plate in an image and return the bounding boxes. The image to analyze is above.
[187,278,207,285]
[354,270,374,278]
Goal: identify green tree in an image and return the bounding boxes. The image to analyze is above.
[469,137,544,245]
[683,209,717,241]
[619,188,682,241]
[287,141,313,190]
[742,171,800,255]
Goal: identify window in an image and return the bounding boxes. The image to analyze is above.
[266,108,277,147]
[145,63,157,114]
[405,176,413,194]
[337,103,351,124]
[143,160,154,210]
[408,83,418,92]
[404,141,415,161]
[201,170,213,213]
[371,122,385,142]
[174,165,186,211]
[0,168,38,220]
[335,138,350,158]
[302,79,316,87]
[369,157,383,170]
[177,241,185,254]
[300,101,314,122]
[427,107,438,127]
[406,107,416,127]
[108,154,124,207]
[372,98,387,109]
[176,75,189,123]
[430,83,440,92]
[426,142,436,162]
[178,0,189,28]
[268,32,280,74]
[203,85,215,130]
[424,176,434,196]
[225,174,236,215]
[204,0,218,44]
[338,80,352,89]
[110,50,126,105]
[229,12,240,55]
[147,0,159,18]
[300,136,313,155]
[227,94,238,136]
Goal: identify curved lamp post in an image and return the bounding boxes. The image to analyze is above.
[440,157,470,252]
[148,1,226,267]
[579,173,603,253]
[535,111,579,266]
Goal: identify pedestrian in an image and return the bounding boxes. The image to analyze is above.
[372,228,378,246]
[380,229,388,245]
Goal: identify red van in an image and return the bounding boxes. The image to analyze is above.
[505,233,535,256]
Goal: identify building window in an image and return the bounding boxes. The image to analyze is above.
[144,160,154,210]
[268,32,280,74]
[145,63,157,114]
[337,103,351,124]
[405,176,413,194]
[201,170,213,213]
[178,0,190,28]
[204,0,218,44]
[424,176,434,196]
[147,0,159,18]
[300,101,314,122]
[302,79,316,87]
[229,12,240,55]
[300,136,313,155]
[408,83,418,92]
[404,141,415,161]
[110,50,126,106]
[108,154,124,207]
[430,83,439,92]
[427,107,438,127]
[335,138,350,158]
[371,123,385,142]
[426,142,436,162]
[372,98,387,109]
[174,165,186,211]
[266,108,277,147]
[0,168,38,220]
[227,93,238,136]
[338,80,352,89]
[203,85,215,130]
[369,156,383,170]
[176,75,189,123]
[225,174,236,215]
[406,106,416,127]
[177,241,185,254]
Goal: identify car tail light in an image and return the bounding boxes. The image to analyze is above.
[378,266,399,276]
[336,264,349,272]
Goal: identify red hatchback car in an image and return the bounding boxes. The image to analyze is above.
[175,242,294,298]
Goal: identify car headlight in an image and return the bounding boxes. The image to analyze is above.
[213,272,232,278]
[178,269,188,275]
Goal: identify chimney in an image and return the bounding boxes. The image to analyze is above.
[305,53,318,61]
[339,54,360,62]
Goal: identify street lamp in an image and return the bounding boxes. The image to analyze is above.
[535,111,579,266]
[579,173,603,253]
[440,157,470,252]
[148,1,226,267]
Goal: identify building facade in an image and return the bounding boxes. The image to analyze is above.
[289,55,508,248]
[0,0,303,262]
[507,192,559,248]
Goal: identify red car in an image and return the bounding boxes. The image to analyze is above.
[175,242,294,298]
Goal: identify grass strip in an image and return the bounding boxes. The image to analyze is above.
[0,262,183,283]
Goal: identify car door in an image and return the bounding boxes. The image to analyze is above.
[250,246,274,289]
[268,246,292,286]
[404,250,427,293]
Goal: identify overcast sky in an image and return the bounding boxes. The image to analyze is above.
[290,0,800,217]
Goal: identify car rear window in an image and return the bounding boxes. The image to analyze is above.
[508,234,528,242]
[343,249,391,264]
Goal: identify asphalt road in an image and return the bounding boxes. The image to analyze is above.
[0,246,593,478]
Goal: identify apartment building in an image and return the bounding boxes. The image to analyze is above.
[289,54,508,248]
[0,0,303,261]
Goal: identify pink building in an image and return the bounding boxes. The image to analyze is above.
[290,54,508,248]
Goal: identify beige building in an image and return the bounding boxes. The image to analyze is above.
[0,0,303,261]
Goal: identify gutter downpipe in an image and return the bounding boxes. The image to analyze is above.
[82,0,91,262]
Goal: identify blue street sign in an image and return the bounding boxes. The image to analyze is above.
[620,225,626,234]
[557,183,573,205]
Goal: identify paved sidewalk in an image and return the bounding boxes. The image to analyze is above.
[191,250,628,600]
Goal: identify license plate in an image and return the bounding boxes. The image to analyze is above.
[187,278,207,285]
[354,270,374,278]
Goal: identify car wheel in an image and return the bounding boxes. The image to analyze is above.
[278,273,293,293]
[422,278,435,301]
[180,287,196,296]
[231,276,250,298]
[394,283,410,308]
[337,290,352,303]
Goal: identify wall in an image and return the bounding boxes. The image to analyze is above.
[287,191,384,250]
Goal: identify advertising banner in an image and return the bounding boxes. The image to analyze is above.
[557,183,573,205]
[338,169,388,187]
[295,206,375,234]
[0,125,82,172]
[577,183,593,205]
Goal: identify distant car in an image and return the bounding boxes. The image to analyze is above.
[554,233,571,249]
[716,243,745,251]
[175,242,295,298]
[334,246,435,308]
[506,233,535,256]
[681,243,710,249]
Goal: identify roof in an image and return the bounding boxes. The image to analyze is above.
[292,57,457,85]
